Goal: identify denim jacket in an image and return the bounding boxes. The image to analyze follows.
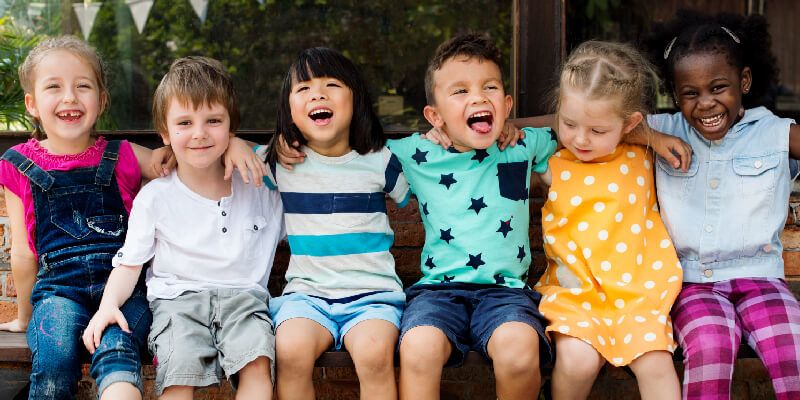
[648,107,795,283]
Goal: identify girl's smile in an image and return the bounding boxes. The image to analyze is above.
[289,76,353,156]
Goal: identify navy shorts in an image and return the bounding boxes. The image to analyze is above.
[399,282,553,367]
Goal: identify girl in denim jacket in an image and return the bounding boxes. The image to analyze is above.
[644,11,800,400]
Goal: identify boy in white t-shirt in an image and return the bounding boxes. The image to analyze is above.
[82,57,284,400]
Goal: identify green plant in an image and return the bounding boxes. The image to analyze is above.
[0,16,41,130]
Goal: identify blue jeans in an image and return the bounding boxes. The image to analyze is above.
[28,293,151,399]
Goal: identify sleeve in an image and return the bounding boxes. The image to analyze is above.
[382,147,410,208]
[0,158,24,198]
[112,186,157,267]
[521,127,559,174]
[115,140,142,213]
[646,113,681,137]
[253,144,278,190]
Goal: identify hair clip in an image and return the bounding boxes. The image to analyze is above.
[663,37,677,59]
[721,26,740,43]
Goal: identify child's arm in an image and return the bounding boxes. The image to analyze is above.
[0,191,36,332]
[82,264,143,354]
[626,128,692,171]
[788,123,800,160]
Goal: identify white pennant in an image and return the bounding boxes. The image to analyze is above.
[126,0,153,34]
[189,0,209,23]
[72,2,102,40]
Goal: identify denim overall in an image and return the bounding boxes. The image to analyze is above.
[2,141,151,399]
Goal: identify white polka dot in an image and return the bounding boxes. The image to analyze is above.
[628,193,637,204]
[593,202,605,212]
[608,183,619,193]
[676,261,682,269]
[598,230,609,241]
[643,206,648,216]
[660,239,670,248]
[668,275,679,283]
[636,254,643,265]
[570,196,582,206]
[548,191,558,201]
[644,333,657,342]
[668,333,674,340]
[621,273,632,283]
[623,334,633,344]
[661,290,668,300]
[651,310,660,315]
[616,242,627,253]
[597,336,606,346]
[645,219,653,229]
[603,318,613,326]
[620,164,629,175]
[567,241,577,251]
[612,357,624,365]
[582,302,592,310]
[615,212,623,222]
[578,222,589,231]
[547,294,557,302]
[570,288,582,295]
[644,159,651,170]
[627,151,636,158]
[566,254,577,264]
[635,315,646,323]
[560,170,571,181]
[646,190,651,199]
[559,316,567,321]
[582,248,592,259]
[636,176,645,186]
[658,315,668,325]
[600,261,612,271]
[614,299,625,309]
[609,337,616,346]
[558,218,568,227]
[652,261,663,270]
[644,281,655,289]
[577,321,590,328]
[631,224,641,234]
[617,315,625,324]
[545,235,556,244]
[534,281,542,287]
[544,213,554,222]
[598,293,607,302]
[558,325,570,334]
[584,175,595,185]
[668,344,675,352]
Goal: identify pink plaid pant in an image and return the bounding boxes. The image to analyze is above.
[671,278,800,400]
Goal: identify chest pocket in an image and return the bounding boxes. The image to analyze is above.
[656,156,698,201]
[331,193,385,228]
[733,153,781,195]
[497,161,529,201]
[47,184,124,239]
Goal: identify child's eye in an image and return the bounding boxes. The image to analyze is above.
[208,118,222,124]
[295,86,309,93]
[77,84,92,89]
[45,84,59,90]
[680,91,697,98]
[177,120,191,126]
[452,89,467,95]
[562,121,575,128]
[484,85,498,91]
[326,82,341,88]
[592,129,607,134]
[711,85,727,93]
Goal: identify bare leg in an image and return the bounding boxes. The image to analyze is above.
[629,350,680,400]
[159,385,193,400]
[275,318,334,400]
[235,356,273,400]
[399,326,452,400]
[343,319,399,400]
[100,382,141,400]
[487,322,542,400]
[550,333,605,400]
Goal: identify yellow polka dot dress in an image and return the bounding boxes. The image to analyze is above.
[536,144,682,366]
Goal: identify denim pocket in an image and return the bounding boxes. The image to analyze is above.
[47,184,102,239]
[656,156,698,201]
[733,153,780,195]
[87,215,125,237]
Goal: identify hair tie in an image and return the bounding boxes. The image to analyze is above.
[663,37,677,60]
[721,26,741,43]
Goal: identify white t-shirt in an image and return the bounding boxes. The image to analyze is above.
[113,170,285,301]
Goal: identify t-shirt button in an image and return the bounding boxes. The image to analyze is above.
[222,227,227,233]
[254,225,259,231]
[222,211,227,216]
[704,225,713,233]
[116,252,123,258]
[704,269,713,278]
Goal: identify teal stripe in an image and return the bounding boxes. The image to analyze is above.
[397,191,411,208]
[288,232,394,256]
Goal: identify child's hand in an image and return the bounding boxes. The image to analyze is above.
[0,318,27,333]
[149,146,175,178]
[224,137,267,185]
[82,304,129,354]
[276,135,306,170]
[497,122,526,150]
[652,131,693,171]
[420,127,452,149]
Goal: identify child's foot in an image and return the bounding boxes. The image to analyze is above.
[0,318,27,332]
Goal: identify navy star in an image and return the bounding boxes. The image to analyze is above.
[517,245,526,262]
[421,202,429,215]
[440,228,455,244]
[425,256,436,269]
[442,275,455,282]
[471,149,489,163]
[466,253,485,269]
[468,197,488,215]
[516,138,527,147]
[411,148,429,165]
[547,127,558,142]
[439,173,457,189]
[497,218,513,238]
[494,273,506,285]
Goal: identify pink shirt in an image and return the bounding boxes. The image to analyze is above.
[0,137,141,256]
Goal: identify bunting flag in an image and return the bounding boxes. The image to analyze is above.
[26,2,46,19]
[126,0,153,34]
[189,0,209,23]
[73,2,102,40]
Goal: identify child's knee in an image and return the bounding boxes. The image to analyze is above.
[352,345,395,377]
[399,326,450,366]
[488,323,541,373]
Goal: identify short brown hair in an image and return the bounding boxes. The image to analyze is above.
[19,36,108,140]
[152,56,240,136]
[424,32,504,105]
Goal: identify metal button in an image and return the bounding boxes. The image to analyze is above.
[709,179,719,189]
[704,269,713,278]
[763,244,772,253]
[754,160,763,169]
[222,211,227,216]
[254,225,259,231]
[705,225,713,233]
[222,227,227,233]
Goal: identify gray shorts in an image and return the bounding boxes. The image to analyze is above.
[148,289,276,394]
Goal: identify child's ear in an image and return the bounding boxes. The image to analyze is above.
[504,94,513,117]
[159,132,170,146]
[24,93,38,118]
[740,66,752,94]
[623,112,644,134]
[423,104,445,129]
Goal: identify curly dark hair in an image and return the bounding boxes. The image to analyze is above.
[424,32,504,105]
[642,10,778,108]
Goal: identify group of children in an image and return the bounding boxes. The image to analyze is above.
[0,9,799,400]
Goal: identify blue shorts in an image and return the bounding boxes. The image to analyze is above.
[399,283,553,367]
[270,290,405,350]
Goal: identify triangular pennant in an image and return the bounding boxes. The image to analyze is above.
[72,2,102,40]
[126,0,153,34]
[27,2,46,19]
[189,0,209,23]
[256,0,264,4]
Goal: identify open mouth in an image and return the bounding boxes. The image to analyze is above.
[309,108,333,126]
[467,111,493,134]
[57,110,83,123]
[697,113,725,129]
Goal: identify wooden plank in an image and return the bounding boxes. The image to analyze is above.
[0,333,30,363]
